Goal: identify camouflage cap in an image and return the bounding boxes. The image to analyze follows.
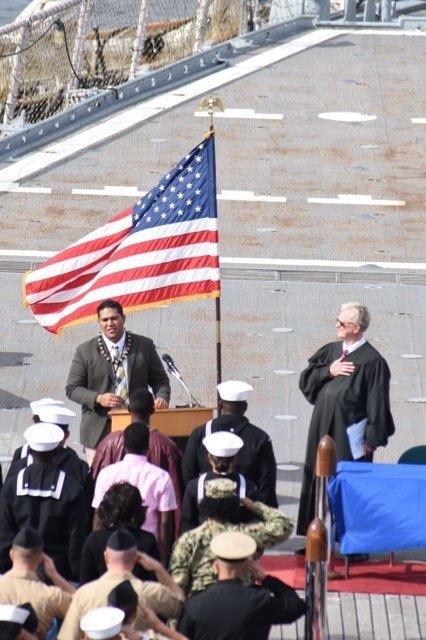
[204,478,238,499]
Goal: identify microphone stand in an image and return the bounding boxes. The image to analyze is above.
[167,367,202,408]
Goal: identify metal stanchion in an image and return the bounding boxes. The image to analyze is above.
[305,517,328,640]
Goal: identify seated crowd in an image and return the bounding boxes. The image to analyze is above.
[0,382,306,640]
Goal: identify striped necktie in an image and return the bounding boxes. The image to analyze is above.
[112,345,128,406]
[342,349,349,358]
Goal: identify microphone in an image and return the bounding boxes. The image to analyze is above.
[162,353,202,408]
[162,353,180,377]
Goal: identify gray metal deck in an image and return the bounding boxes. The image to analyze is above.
[0,24,425,639]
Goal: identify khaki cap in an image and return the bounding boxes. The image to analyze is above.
[210,531,257,561]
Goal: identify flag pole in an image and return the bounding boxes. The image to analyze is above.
[198,96,224,410]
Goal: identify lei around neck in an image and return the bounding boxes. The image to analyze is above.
[97,332,132,364]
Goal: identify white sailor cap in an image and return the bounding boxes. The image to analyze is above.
[217,380,253,402]
[23,423,64,452]
[203,431,244,457]
[80,607,125,639]
[29,398,64,414]
[37,405,75,426]
[0,604,30,625]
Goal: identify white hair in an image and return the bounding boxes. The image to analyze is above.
[340,302,371,332]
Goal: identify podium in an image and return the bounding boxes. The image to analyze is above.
[109,407,214,438]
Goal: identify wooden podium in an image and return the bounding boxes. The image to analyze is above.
[109,407,214,438]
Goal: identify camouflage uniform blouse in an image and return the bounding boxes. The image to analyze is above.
[169,501,293,597]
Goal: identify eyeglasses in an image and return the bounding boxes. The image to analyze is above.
[336,319,355,328]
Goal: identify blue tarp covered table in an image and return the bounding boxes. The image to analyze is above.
[327,461,426,554]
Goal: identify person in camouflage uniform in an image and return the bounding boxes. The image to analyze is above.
[169,478,293,597]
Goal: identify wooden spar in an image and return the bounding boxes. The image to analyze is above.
[315,435,342,579]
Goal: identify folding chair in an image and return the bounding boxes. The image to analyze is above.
[388,446,426,565]
[398,445,426,465]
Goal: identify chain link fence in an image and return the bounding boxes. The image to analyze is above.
[0,0,410,134]
[0,0,290,131]
[0,0,82,128]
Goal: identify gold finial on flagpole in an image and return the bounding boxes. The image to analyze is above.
[199,96,224,131]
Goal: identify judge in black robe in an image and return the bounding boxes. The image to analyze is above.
[297,303,395,535]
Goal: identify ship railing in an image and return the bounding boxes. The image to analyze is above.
[0,0,423,154]
[0,0,286,131]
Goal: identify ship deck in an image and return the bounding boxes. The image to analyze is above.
[0,24,425,639]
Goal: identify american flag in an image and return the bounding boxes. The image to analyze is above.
[24,132,220,334]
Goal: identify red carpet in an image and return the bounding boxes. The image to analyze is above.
[260,555,426,596]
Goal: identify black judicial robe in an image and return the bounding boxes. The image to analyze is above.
[178,576,306,640]
[0,462,87,580]
[182,414,278,508]
[297,340,396,535]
